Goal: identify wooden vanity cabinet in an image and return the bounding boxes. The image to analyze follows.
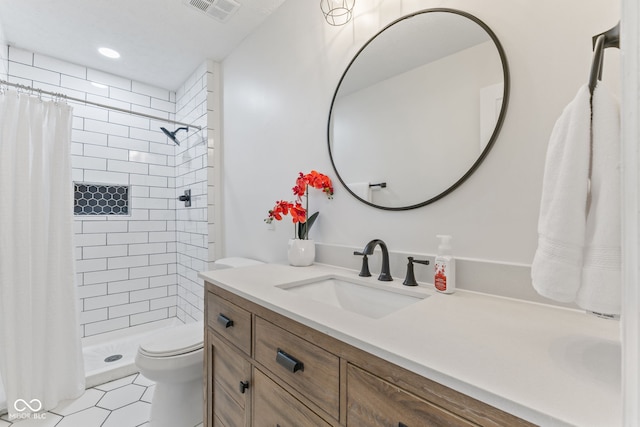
[253,368,332,427]
[346,364,474,426]
[254,316,340,419]
[206,291,252,355]
[208,331,251,426]
[204,283,534,427]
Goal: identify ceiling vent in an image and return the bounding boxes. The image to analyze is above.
[184,0,241,22]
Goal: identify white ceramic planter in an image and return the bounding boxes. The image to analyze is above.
[288,239,315,267]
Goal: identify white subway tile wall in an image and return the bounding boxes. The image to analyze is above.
[7,46,183,337]
[174,61,212,323]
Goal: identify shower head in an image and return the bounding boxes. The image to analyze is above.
[160,126,189,146]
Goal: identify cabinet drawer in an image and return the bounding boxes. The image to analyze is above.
[253,368,331,427]
[347,364,475,427]
[254,317,339,419]
[207,292,251,355]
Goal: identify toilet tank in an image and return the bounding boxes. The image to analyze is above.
[212,257,264,270]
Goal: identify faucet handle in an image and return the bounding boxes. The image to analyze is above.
[402,256,430,286]
[353,251,371,277]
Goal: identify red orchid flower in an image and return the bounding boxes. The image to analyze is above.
[307,170,334,197]
[264,171,334,239]
[289,202,307,224]
[266,200,293,224]
[293,172,307,198]
[293,171,334,200]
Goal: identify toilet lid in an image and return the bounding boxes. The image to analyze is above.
[139,322,204,357]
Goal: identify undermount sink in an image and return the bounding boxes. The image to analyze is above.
[278,276,429,319]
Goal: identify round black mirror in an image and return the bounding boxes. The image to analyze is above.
[328,8,510,210]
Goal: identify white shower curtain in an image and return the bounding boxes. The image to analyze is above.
[0,90,85,418]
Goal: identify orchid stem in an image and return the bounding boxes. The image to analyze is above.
[305,188,309,240]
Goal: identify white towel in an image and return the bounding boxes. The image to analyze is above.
[532,85,591,302]
[349,182,371,202]
[576,83,621,315]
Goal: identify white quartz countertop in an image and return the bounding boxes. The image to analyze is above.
[199,263,621,426]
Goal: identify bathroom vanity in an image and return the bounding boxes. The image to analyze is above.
[200,263,620,426]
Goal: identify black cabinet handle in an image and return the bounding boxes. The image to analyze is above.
[217,314,234,328]
[276,348,304,373]
[239,380,249,394]
[399,423,408,427]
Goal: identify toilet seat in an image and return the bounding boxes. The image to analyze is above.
[139,322,203,358]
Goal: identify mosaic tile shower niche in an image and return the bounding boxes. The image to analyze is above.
[74,183,129,215]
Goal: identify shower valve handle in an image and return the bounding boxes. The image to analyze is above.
[178,189,191,207]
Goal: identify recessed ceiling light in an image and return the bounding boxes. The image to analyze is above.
[98,47,120,59]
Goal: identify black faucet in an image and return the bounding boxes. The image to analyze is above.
[354,239,392,281]
[402,257,430,286]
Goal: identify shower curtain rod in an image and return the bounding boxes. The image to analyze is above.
[0,79,202,131]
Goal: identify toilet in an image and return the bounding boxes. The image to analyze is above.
[135,321,204,427]
[135,257,263,427]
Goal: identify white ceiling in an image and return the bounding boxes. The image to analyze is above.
[0,0,287,90]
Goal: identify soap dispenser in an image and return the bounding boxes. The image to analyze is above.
[434,235,456,294]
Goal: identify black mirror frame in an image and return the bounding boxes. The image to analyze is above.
[327,8,510,211]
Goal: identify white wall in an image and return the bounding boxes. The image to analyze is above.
[222,0,620,272]
[620,0,640,422]
[0,17,7,78]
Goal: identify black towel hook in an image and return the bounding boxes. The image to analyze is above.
[592,22,620,50]
[588,22,620,94]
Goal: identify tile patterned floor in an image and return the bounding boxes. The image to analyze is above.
[0,373,203,427]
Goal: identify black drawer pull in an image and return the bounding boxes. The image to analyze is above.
[239,380,249,394]
[276,348,304,373]
[399,423,408,427]
[217,314,234,328]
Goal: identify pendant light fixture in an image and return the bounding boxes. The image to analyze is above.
[320,0,355,26]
